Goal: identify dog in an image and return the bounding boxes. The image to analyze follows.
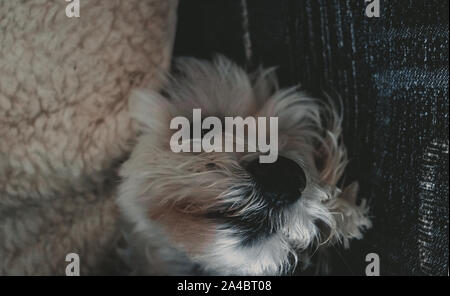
[116,56,371,275]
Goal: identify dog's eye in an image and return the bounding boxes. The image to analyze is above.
[205,163,216,169]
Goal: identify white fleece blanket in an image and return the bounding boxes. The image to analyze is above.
[0,0,177,275]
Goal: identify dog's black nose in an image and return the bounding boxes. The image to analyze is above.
[246,156,307,206]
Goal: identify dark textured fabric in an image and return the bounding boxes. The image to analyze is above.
[174,0,449,275]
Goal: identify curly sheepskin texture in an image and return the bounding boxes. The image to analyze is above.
[0,0,177,275]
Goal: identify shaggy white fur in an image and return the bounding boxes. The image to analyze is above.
[117,56,372,275]
[0,0,178,275]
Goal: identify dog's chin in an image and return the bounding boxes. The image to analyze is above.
[165,189,334,276]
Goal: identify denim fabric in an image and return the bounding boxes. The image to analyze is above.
[174,0,449,275]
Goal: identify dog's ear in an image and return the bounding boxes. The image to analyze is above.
[339,181,359,205]
[128,89,172,133]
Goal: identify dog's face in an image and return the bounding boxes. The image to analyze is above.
[117,56,370,275]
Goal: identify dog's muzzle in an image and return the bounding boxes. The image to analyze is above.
[246,156,307,207]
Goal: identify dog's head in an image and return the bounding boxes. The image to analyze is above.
[117,56,370,275]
